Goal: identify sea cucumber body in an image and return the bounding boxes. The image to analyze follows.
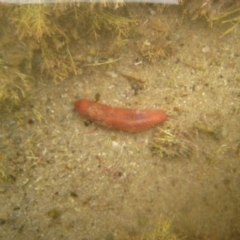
[74,99,167,132]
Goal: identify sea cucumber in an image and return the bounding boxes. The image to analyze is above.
[74,99,167,132]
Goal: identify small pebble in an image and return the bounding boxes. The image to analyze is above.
[202,46,210,53]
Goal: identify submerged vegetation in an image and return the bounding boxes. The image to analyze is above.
[184,0,240,37]
[139,217,181,240]
[0,0,239,109]
[151,119,226,161]
[151,126,193,159]
[208,1,240,37]
[0,2,130,109]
